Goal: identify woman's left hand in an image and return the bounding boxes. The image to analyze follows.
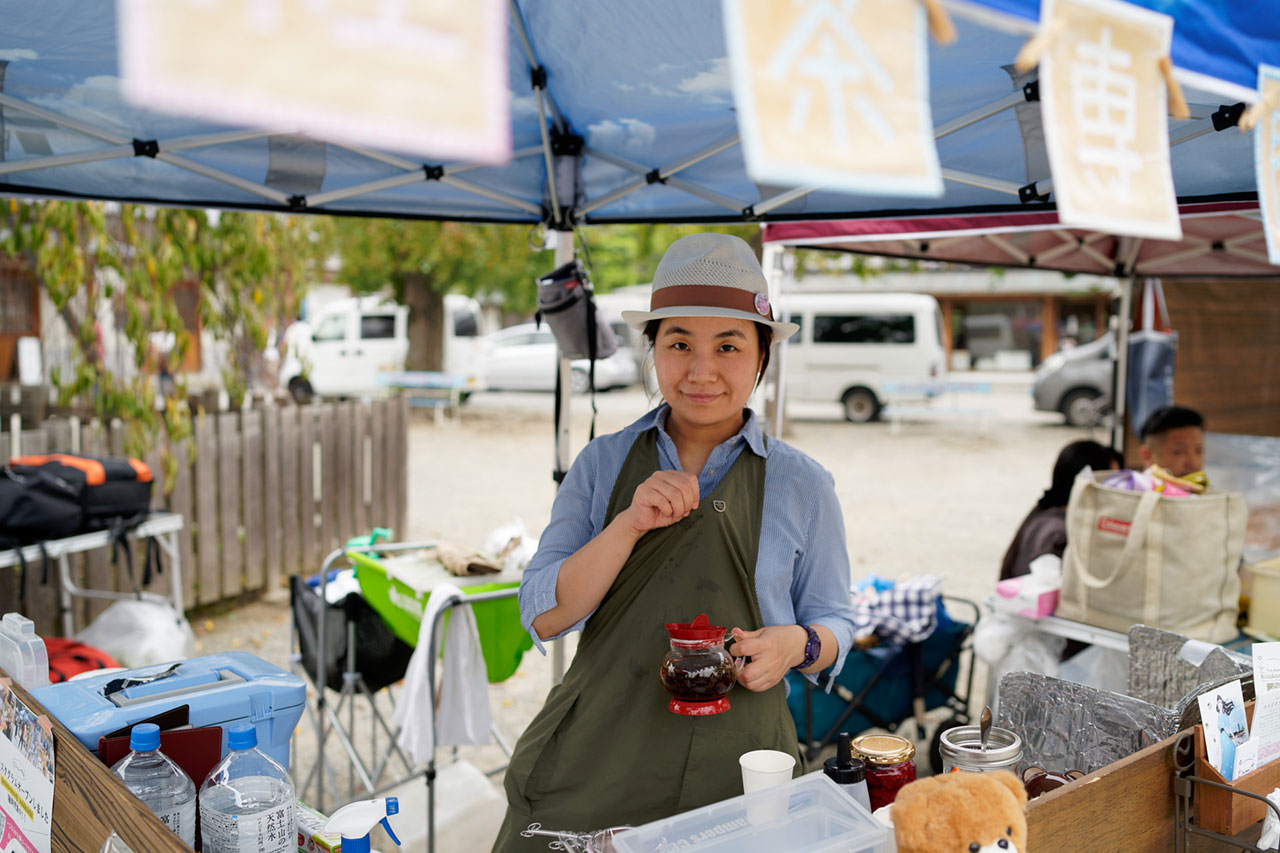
[729,625,807,692]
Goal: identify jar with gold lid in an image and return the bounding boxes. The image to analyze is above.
[851,734,916,810]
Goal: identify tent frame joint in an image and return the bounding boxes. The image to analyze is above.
[423,164,445,181]
[530,65,547,90]
[1018,181,1050,204]
[1022,80,1039,102]
[550,130,584,157]
[132,139,159,158]
[1211,102,1246,131]
[287,194,307,211]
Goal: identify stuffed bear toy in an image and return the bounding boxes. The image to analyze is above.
[892,770,1028,853]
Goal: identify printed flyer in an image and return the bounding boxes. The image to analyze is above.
[0,680,53,853]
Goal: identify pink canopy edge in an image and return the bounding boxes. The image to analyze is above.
[762,202,1278,278]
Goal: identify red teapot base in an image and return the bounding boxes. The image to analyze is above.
[669,696,731,716]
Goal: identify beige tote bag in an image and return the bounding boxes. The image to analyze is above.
[1059,472,1246,643]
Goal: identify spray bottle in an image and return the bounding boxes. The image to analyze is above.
[323,797,402,853]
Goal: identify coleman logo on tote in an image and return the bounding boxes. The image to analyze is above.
[1097,517,1131,536]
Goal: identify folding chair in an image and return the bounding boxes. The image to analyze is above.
[787,595,979,773]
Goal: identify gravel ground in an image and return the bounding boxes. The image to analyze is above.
[188,372,1096,844]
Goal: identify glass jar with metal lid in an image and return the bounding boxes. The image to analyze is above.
[938,725,1023,774]
[850,734,916,810]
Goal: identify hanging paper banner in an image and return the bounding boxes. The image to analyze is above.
[119,0,510,164]
[723,0,942,196]
[1040,0,1181,240]
[1257,65,1280,266]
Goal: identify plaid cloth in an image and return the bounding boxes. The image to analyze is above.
[851,574,945,647]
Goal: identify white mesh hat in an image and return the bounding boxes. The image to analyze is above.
[621,233,799,338]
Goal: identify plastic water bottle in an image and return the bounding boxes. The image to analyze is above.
[200,722,296,853]
[111,723,196,845]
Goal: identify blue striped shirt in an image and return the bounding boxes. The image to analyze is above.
[520,404,857,679]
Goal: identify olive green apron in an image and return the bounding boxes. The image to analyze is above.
[493,427,799,852]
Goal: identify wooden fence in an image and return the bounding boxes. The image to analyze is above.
[0,397,409,636]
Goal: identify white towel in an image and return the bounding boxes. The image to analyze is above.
[394,582,491,766]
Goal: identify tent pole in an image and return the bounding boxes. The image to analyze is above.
[550,230,574,686]
[762,241,793,438]
[1111,276,1134,453]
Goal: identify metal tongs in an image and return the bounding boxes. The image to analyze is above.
[521,823,632,853]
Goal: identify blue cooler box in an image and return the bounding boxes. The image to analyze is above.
[33,652,306,769]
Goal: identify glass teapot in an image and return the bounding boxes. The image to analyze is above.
[660,614,740,716]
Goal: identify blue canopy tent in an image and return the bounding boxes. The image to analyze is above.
[0,1,1274,229]
[2,3,1278,848]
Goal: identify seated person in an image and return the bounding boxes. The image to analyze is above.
[1139,405,1207,490]
[1000,440,1123,580]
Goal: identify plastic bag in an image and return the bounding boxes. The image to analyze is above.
[75,599,196,668]
[484,517,538,573]
[974,609,1066,716]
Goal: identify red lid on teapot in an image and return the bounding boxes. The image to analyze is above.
[664,613,727,641]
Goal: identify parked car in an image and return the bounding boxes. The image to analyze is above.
[778,292,948,422]
[278,294,484,402]
[1032,334,1114,426]
[477,322,640,393]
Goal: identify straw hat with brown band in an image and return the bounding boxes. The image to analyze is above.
[621,233,800,339]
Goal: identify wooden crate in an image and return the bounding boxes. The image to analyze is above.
[1193,700,1280,835]
[5,673,186,853]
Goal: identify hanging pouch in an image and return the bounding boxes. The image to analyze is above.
[535,260,617,360]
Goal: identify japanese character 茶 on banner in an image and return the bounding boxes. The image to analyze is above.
[1257,64,1280,265]
[0,680,53,853]
[119,0,510,164]
[723,0,942,196]
[1040,0,1181,240]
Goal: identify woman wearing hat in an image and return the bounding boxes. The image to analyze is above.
[493,233,858,849]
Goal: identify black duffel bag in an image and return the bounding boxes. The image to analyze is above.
[9,454,152,526]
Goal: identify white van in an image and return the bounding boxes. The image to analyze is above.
[279,293,484,401]
[778,293,947,422]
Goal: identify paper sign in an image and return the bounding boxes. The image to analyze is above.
[1040,0,1181,240]
[1199,679,1247,781]
[0,682,53,853]
[119,0,511,163]
[1257,64,1280,266]
[1253,642,1280,695]
[723,0,942,196]
[1248,689,1280,770]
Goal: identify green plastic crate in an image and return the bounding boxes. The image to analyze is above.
[348,551,532,684]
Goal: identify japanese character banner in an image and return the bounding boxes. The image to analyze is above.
[723,0,943,196]
[1257,65,1280,266]
[119,0,510,164]
[1040,0,1181,240]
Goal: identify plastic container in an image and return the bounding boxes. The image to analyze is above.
[611,772,888,853]
[199,722,296,853]
[111,723,197,846]
[0,613,49,689]
[938,725,1023,774]
[824,732,871,813]
[1246,557,1280,638]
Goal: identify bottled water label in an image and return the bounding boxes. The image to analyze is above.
[156,800,196,846]
[201,801,295,853]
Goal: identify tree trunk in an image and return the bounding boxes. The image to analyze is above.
[402,273,445,372]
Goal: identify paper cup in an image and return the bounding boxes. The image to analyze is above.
[739,749,795,824]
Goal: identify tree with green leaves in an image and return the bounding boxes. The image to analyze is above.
[333,218,552,371]
[0,199,331,482]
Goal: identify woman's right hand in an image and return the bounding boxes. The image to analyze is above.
[620,470,700,536]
